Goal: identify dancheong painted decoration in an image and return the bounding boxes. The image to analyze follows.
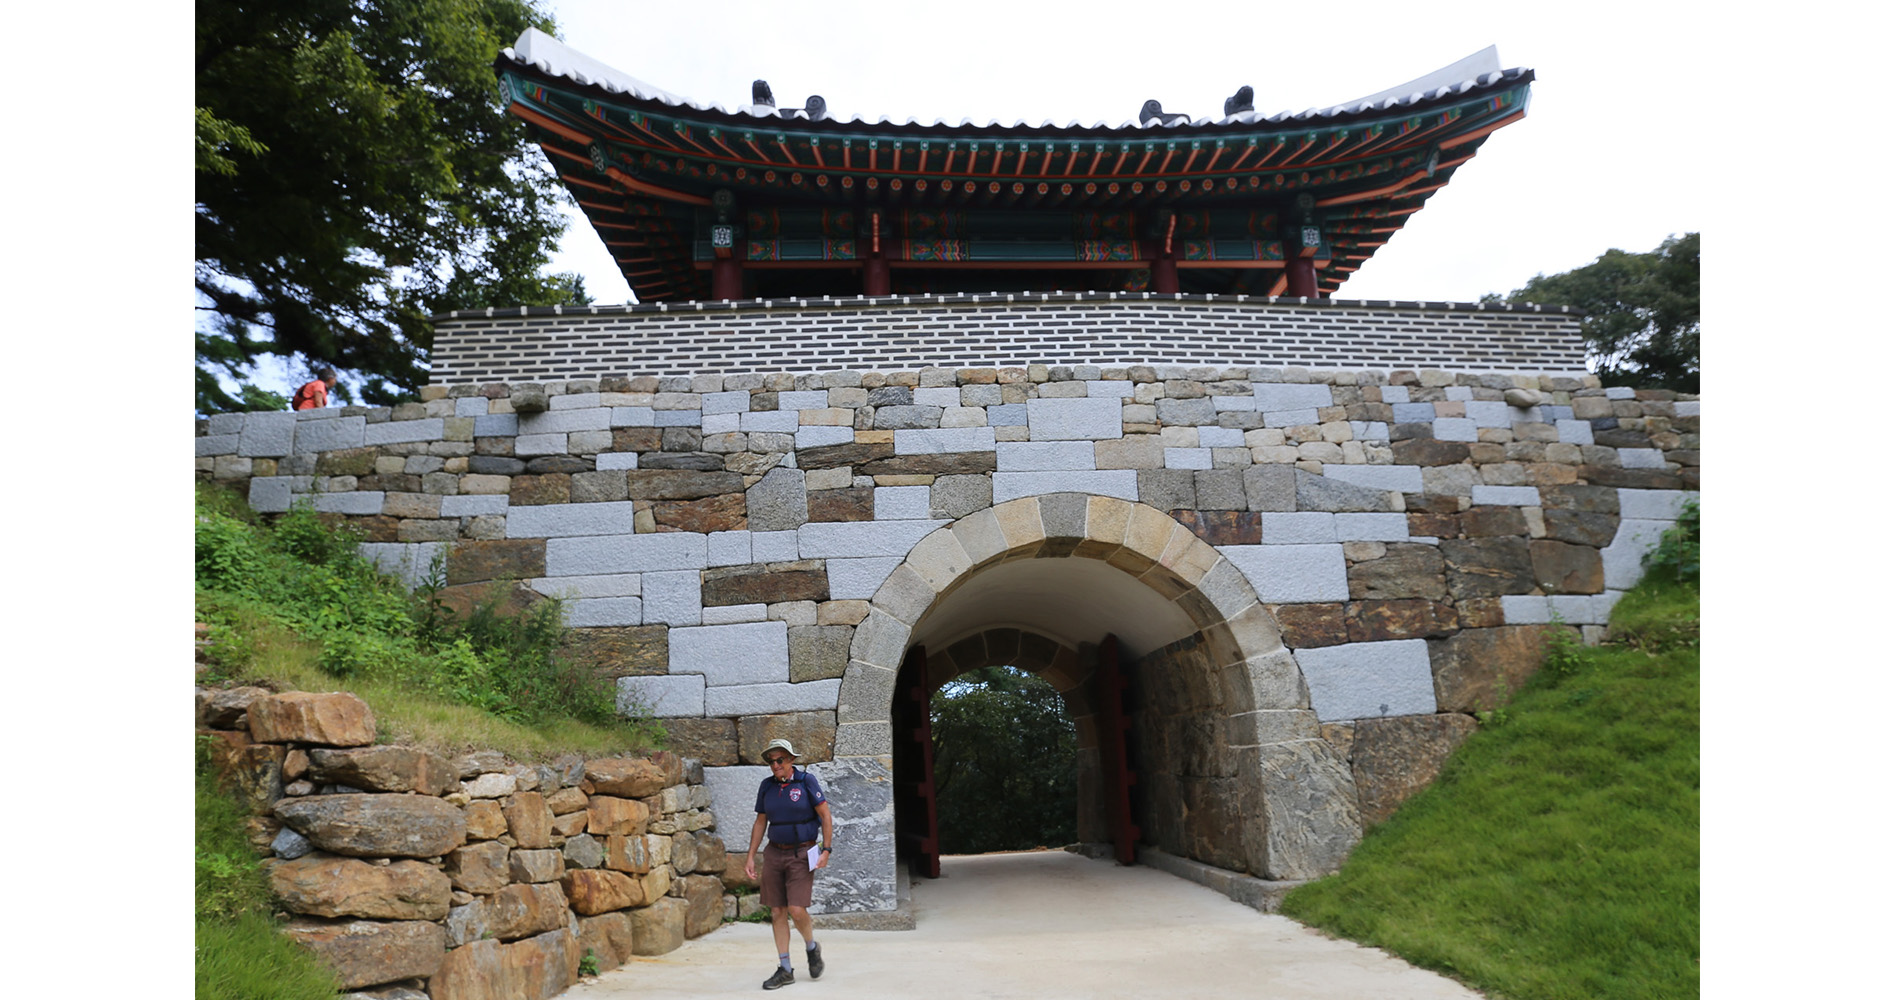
[496,31,1531,303]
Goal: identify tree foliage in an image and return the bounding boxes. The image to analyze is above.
[929,666,1077,854]
[1495,232,1699,392]
[195,0,587,413]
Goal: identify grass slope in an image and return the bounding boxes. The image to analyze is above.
[1280,573,1699,1000]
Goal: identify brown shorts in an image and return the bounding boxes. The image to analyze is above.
[760,841,815,908]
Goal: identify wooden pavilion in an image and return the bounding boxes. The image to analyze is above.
[495,32,1530,303]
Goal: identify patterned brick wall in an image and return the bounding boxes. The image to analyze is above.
[429,294,1585,385]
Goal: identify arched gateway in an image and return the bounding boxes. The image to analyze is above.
[840,494,1362,903]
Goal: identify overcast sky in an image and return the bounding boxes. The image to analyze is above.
[535,0,1708,304]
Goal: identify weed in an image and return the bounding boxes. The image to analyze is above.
[1642,499,1699,584]
[579,949,600,977]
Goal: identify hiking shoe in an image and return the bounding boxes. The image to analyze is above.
[763,966,795,990]
[806,941,825,980]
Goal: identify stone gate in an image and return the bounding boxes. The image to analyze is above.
[197,298,1698,914]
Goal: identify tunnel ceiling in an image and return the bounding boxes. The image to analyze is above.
[909,557,1199,660]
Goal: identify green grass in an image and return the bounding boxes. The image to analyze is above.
[1280,570,1699,1000]
[196,743,341,1000]
[195,481,663,760]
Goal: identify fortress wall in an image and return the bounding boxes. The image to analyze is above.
[427,295,1586,384]
[198,360,1697,902]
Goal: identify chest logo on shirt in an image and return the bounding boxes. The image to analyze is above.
[787,787,803,803]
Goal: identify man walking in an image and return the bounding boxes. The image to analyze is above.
[291,368,337,410]
[744,739,834,990]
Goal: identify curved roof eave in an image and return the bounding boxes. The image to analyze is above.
[500,29,1529,135]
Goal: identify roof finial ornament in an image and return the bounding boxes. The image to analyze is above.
[1139,100,1188,126]
[800,94,828,121]
[1224,85,1254,117]
[751,79,775,108]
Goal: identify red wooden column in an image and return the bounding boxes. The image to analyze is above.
[1095,634,1140,866]
[1286,256,1318,298]
[711,257,743,300]
[1147,211,1180,294]
[863,210,891,297]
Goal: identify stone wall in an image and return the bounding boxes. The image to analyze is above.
[197,361,1699,901]
[428,294,1585,384]
[197,688,733,1000]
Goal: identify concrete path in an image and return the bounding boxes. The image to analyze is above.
[559,850,1482,999]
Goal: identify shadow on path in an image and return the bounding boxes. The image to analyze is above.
[558,850,1480,1000]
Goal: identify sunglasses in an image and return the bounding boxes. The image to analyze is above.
[767,756,793,766]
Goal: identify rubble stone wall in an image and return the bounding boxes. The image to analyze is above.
[197,688,733,1000]
[197,361,1699,904]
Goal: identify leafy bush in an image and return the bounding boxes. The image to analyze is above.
[929,666,1077,854]
[195,483,622,728]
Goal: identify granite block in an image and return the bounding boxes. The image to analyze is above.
[1470,486,1541,506]
[545,531,706,576]
[313,492,387,515]
[1431,418,1478,442]
[506,502,633,539]
[609,407,655,427]
[1218,543,1349,603]
[1258,512,1337,544]
[987,403,1028,426]
[741,411,800,433]
[778,391,829,410]
[1555,419,1594,445]
[1198,426,1245,448]
[530,573,642,599]
[826,557,905,600]
[1334,513,1409,542]
[670,621,789,686]
[1391,402,1437,424]
[798,520,948,558]
[874,486,932,520]
[992,471,1138,503]
[1618,448,1666,469]
[996,441,1095,471]
[567,597,645,628]
[1163,448,1214,470]
[294,417,367,454]
[703,680,843,716]
[642,570,703,626]
[1293,639,1437,723]
[1255,383,1333,412]
[474,413,519,437]
[596,452,639,470]
[441,495,508,517]
[1260,408,1320,428]
[617,675,704,718]
[895,427,996,454]
[1617,489,1696,521]
[703,604,767,624]
[239,412,298,457]
[513,433,567,457]
[796,426,856,449]
[752,531,801,564]
[708,530,752,567]
[1027,397,1123,440]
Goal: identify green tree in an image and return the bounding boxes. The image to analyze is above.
[195,0,586,413]
[1494,232,1699,392]
[929,666,1077,854]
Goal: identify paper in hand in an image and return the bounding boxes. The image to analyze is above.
[807,844,823,868]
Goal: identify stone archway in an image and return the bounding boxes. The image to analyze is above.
[826,493,1364,910]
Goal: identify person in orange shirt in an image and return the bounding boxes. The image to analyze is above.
[292,369,337,411]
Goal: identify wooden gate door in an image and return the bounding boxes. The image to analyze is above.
[892,645,942,878]
[1096,634,1140,865]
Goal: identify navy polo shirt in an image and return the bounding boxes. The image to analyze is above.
[755,768,826,844]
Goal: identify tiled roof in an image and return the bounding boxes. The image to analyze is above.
[501,29,1525,132]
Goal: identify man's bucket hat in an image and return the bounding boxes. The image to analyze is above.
[762,738,799,763]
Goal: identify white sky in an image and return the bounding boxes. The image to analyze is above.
[537,0,1706,304]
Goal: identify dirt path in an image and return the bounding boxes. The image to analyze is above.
[558,850,1481,999]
